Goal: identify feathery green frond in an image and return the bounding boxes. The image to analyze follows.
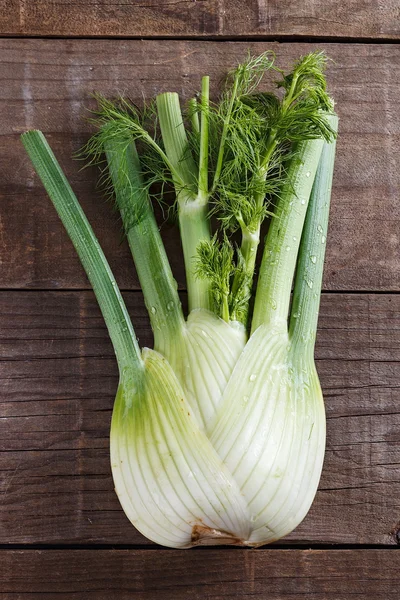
[226,51,277,98]
[195,235,235,322]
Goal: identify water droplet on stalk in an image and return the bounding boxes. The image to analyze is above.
[310,255,317,264]
[306,171,311,177]
[167,301,174,311]
[321,236,326,244]
[249,374,257,382]
[150,306,157,314]
[317,225,323,233]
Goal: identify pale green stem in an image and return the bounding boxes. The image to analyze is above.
[179,193,211,312]
[157,91,211,312]
[221,293,230,323]
[156,92,197,190]
[104,136,185,353]
[198,76,209,195]
[251,137,324,334]
[188,98,200,135]
[21,130,143,380]
[289,115,338,356]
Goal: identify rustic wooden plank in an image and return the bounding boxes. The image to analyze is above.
[1,291,399,546]
[1,39,399,291]
[1,549,400,599]
[1,1,399,39]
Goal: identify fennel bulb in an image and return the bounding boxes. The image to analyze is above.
[22,50,338,548]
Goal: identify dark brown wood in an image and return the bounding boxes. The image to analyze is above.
[1,291,399,546]
[1,1,399,39]
[1,549,400,599]
[1,39,399,292]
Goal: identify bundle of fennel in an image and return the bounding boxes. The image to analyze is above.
[22,50,338,548]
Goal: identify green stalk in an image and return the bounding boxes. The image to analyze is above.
[198,76,209,195]
[156,92,197,191]
[289,115,338,354]
[251,137,324,334]
[188,98,200,135]
[157,91,211,312]
[21,130,143,378]
[179,196,211,311]
[103,136,186,352]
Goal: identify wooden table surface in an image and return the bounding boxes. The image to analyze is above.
[1,2,400,598]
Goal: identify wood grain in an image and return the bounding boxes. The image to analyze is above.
[1,291,399,546]
[1,549,400,599]
[1,39,399,292]
[1,1,399,39]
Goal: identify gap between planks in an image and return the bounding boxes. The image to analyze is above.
[1,34,400,44]
[0,543,399,551]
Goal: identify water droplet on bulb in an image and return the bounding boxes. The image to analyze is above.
[286,246,290,252]
[249,374,257,382]
[306,171,311,178]
[270,298,277,310]
[292,236,297,241]
[301,199,306,205]
[243,395,249,403]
